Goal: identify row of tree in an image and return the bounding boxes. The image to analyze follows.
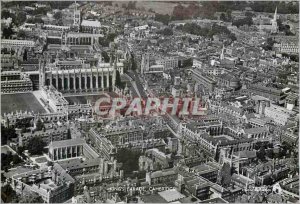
[232,16,253,28]
[1,184,43,203]
[1,152,23,171]
[157,27,173,36]
[1,10,27,26]
[201,1,298,14]
[155,1,298,26]
[176,23,236,41]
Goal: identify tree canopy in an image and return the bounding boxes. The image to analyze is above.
[26,136,46,155]
[115,70,125,89]
[26,17,44,24]
[232,16,253,27]
[219,162,232,187]
[257,146,267,161]
[102,51,110,63]
[1,125,17,145]
[1,184,18,203]
[176,23,233,39]
[1,152,23,170]
[35,118,44,131]
[157,27,173,36]
[115,148,142,178]
[18,192,44,203]
[155,14,170,25]
[2,25,14,39]
[53,11,62,20]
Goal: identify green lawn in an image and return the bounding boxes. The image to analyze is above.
[1,93,46,114]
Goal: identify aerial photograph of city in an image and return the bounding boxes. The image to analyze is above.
[0,1,299,203]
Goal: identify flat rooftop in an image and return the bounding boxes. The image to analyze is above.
[49,138,86,149]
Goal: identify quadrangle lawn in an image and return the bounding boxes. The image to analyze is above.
[1,93,46,114]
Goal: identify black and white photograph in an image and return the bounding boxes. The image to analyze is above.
[0,1,299,203]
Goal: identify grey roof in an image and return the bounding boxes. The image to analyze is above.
[49,138,85,148]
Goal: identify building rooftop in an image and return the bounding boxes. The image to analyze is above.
[49,138,86,149]
[199,197,228,203]
[233,150,256,159]
[150,168,177,178]
[244,126,268,135]
[81,19,101,28]
[158,189,186,202]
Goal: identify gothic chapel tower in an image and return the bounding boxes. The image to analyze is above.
[39,59,45,89]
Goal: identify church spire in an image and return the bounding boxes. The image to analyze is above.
[220,45,225,60]
[273,7,277,21]
[271,7,278,33]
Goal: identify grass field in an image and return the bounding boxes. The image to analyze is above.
[1,93,46,114]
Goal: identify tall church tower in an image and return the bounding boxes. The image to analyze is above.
[220,45,225,60]
[73,1,81,27]
[271,7,278,33]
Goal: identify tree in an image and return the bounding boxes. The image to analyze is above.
[35,118,44,131]
[23,49,28,61]
[226,9,232,21]
[229,33,237,41]
[17,30,26,39]
[245,11,255,17]
[220,13,227,21]
[13,11,27,26]
[157,27,173,36]
[262,37,276,51]
[155,14,170,25]
[2,25,14,39]
[1,152,22,170]
[26,136,46,155]
[67,129,71,139]
[176,23,232,39]
[182,58,193,68]
[115,70,124,89]
[107,32,117,42]
[219,162,232,187]
[1,184,18,203]
[18,192,44,203]
[232,16,253,27]
[1,125,17,145]
[1,10,11,19]
[131,54,137,71]
[115,148,142,178]
[26,17,44,24]
[257,146,266,161]
[102,51,110,63]
[53,11,62,20]
[266,149,274,159]
[121,3,127,9]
